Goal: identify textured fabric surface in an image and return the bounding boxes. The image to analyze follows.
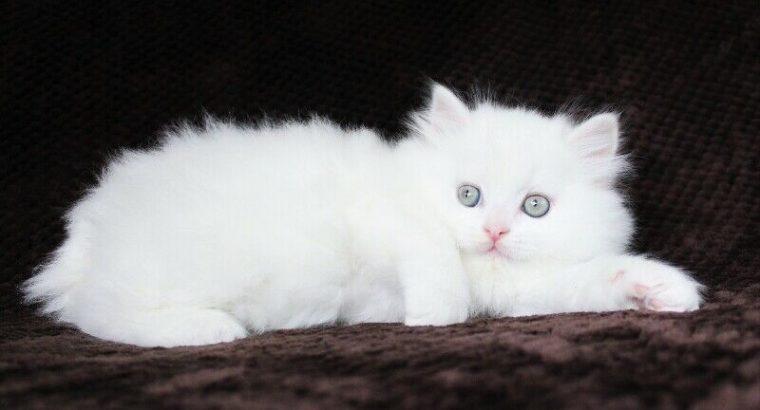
[1,1,759,409]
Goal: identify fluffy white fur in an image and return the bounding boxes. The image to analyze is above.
[23,84,704,347]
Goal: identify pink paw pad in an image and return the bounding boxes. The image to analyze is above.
[648,298,665,310]
[632,283,650,298]
[629,283,666,311]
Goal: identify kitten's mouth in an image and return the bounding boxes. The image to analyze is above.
[484,244,509,258]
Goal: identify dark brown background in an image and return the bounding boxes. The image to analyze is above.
[1,1,758,409]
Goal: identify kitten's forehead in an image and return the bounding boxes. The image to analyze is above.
[450,105,575,186]
[470,104,570,142]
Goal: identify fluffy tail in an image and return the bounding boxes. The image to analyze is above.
[22,220,90,319]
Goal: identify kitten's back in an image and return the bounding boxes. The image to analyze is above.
[23,119,392,321]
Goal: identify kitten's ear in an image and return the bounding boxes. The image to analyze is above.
[566,113,620,161]
[427,83,470,130]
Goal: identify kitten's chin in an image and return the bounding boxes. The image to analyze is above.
[461,251,513,275]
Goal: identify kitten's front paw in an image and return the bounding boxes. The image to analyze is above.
[184,315,249,346]
[612,258,704,312]
[404,303,469,327]
[135,308,248,347]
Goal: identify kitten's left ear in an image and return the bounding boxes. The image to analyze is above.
[427,83,470,130]
[566,113,620,160]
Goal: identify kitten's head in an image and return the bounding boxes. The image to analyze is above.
[408,84,633,264]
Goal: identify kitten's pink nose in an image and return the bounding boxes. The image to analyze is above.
[484,226,509,242]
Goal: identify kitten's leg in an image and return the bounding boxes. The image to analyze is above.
[398,241,471,326]
[510,255,704,315]
[75,306,248,347]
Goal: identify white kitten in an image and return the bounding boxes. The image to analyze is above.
[23,84,704,347]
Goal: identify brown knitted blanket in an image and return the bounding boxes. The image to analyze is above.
[1,1,758,408]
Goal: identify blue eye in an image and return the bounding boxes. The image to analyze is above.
[457,184,481,207]
[523,194,550,217]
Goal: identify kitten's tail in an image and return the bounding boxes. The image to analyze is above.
[22,219,90,319]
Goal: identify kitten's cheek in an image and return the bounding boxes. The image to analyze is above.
[460,241,486,255]
[500,244,527,261]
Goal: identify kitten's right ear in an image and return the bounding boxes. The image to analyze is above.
[566,113,626,183]
[426,83,470,131]
[566,113,620,161]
